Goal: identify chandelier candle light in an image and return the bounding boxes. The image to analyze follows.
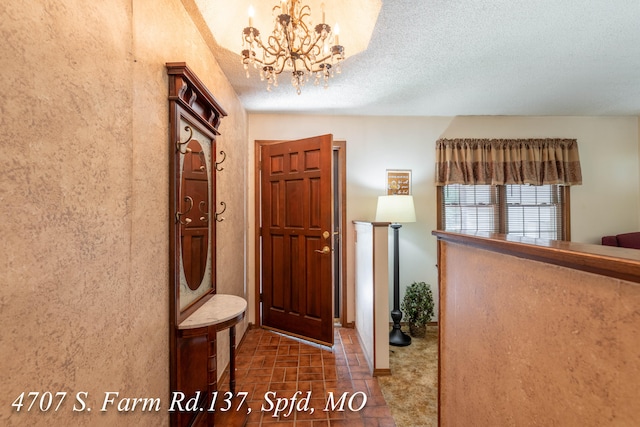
[242,0,345,94]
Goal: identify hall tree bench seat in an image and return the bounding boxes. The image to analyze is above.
[176,294,248,426]
[178,294,247,330]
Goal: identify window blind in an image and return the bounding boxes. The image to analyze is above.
[442,185,499,234]
[505,184,564,239]
[441,184,565,240]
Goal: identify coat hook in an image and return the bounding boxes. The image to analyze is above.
[198,151,206,171]
[198,200,209,223]
[215,150,227,171]
[176,125,193,154]
[175,196,194,225]
[215,201,226,222]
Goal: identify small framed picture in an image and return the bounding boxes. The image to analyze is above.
[386,169,411,195]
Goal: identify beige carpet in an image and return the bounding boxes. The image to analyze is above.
[377,325,438,427]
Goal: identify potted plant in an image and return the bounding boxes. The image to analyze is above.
[401,281,434,338]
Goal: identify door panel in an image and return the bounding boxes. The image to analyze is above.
[260,135,334,345]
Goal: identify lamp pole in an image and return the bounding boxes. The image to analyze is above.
[389,223,411,346]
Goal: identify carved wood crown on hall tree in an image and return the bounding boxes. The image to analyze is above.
[167,62,227,135]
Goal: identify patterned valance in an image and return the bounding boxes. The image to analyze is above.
[435,138,583,186]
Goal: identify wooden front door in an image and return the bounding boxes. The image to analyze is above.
[260,134,334,345]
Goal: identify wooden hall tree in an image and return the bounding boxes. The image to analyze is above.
[167,63,246,427]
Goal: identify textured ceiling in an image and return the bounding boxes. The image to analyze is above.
[192,0,640,116]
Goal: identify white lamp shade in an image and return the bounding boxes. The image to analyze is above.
[375,195,416,223]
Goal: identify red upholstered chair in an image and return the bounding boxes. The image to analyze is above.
[602,232,640,249]
[614,232,640,249]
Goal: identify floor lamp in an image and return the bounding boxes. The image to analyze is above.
[375,195,416,347]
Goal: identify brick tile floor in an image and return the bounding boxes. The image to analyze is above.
[218,327,396,426]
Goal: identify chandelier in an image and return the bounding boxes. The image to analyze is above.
[241,0,345,94]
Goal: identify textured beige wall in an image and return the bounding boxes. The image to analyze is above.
[0,0,247,425]
[438,239,640,426]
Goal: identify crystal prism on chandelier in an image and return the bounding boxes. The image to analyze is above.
[241,0,345,95]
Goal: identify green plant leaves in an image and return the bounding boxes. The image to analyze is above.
[401,281,434,326]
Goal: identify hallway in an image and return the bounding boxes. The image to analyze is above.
[218,327,396,426]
